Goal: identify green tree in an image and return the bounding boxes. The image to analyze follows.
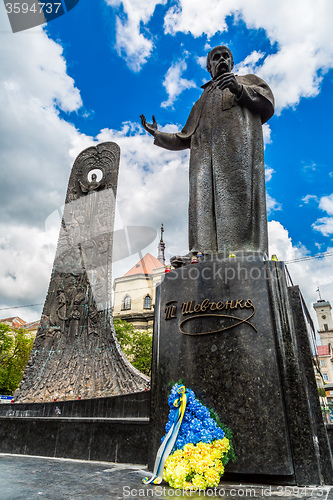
[0,323,34,395]
[114,318,152,376]
[318,387,326,398]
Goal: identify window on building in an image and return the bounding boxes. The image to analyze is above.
[122,295,131,310]
[323,373,329,382]
[324,324,329,331]
[144,295,152,309]
[320,359,326,367]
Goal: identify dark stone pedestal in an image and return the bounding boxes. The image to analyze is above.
[0,391,150,464]
[150,258,333,485]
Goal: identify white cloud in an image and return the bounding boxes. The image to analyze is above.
[268,220,304,262]
[104,1,333,112]
[161,59,196,108]
[303,162,317,172]
[266,193,281,214]
[97,123,189,241]
[105,0,167,72]
[302,194,319,205]
[196,55,206,70]
[0,223,54,319]
[234,50,265,75]
[311,194,333,236]
[0,10,87,321]
[268,221,333,328]
[313,217,333,236]
[163,0,333,112]
[164,1,232,38]
[0,5,190,320]
[0,15,83,228]
[262,124,271,146]
[73,122,190,279]
[265,166,274,182]
[319,193,333,215]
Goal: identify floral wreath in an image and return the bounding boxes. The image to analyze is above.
[143,383,235,491]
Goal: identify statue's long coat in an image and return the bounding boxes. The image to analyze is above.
[154,74,274,255]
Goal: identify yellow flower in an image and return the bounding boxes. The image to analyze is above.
[163,438,229,491]
[183,443,195,457]
[192,474,207,490]
[174,463,189,479]
[214,437,230,452]
[172,449,184,461]
[193,456,214,475]
[196,442,211,455]
[204,467,221,487]
[214,459,225,474]
[184,482,196,491]
[210,444,223,460]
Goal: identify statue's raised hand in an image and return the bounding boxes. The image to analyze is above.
[140,115,158,136]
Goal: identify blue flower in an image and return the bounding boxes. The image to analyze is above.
[161,384,228,451]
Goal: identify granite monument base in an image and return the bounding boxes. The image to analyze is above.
[0,391,150,464]
[149,257,333,485]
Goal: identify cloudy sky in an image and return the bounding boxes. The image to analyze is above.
[0,0,333,330]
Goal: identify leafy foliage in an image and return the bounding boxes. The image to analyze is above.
[114,318,152,376]
[0,323,34,394]
[208,407,236,464]
[318,387,326,398]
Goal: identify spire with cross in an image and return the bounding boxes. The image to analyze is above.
[157,223,165,266]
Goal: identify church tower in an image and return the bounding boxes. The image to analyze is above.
[157,223,165,266]
[313,295,333,344]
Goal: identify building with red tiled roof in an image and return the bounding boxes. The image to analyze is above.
[22,320,40,337]
[123,253,164,278]
[113,240,166,330]
[0,316,38,340]
[0,317,26,329]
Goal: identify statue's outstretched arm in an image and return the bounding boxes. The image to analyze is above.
[140,114,190,151]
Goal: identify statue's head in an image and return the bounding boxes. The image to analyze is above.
[207,45,234,78]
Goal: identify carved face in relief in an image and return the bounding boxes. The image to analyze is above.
[207,46,234,78]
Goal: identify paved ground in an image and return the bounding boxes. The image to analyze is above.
[1,454,333,500]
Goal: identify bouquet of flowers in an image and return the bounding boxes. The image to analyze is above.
[144,383,235,491]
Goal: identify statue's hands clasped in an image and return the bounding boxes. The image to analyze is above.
[140,115,158,136]
[216,72,243,98]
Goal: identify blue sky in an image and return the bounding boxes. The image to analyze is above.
[0,0,333,326]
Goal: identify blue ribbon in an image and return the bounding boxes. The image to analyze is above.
[143,386,187,485]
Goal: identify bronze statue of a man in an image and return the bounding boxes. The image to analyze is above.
[141,46,274,256]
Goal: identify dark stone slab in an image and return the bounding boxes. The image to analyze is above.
[0,417,149,464]
[23,420,59,457]
[265,267,333,484]
[0,391,150,418]
[89,421,149,463]
[150,258,293,477]
[285,286,333,484]
[55,421,92,460]
[0,391,150,463]
[149,258,333,485]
